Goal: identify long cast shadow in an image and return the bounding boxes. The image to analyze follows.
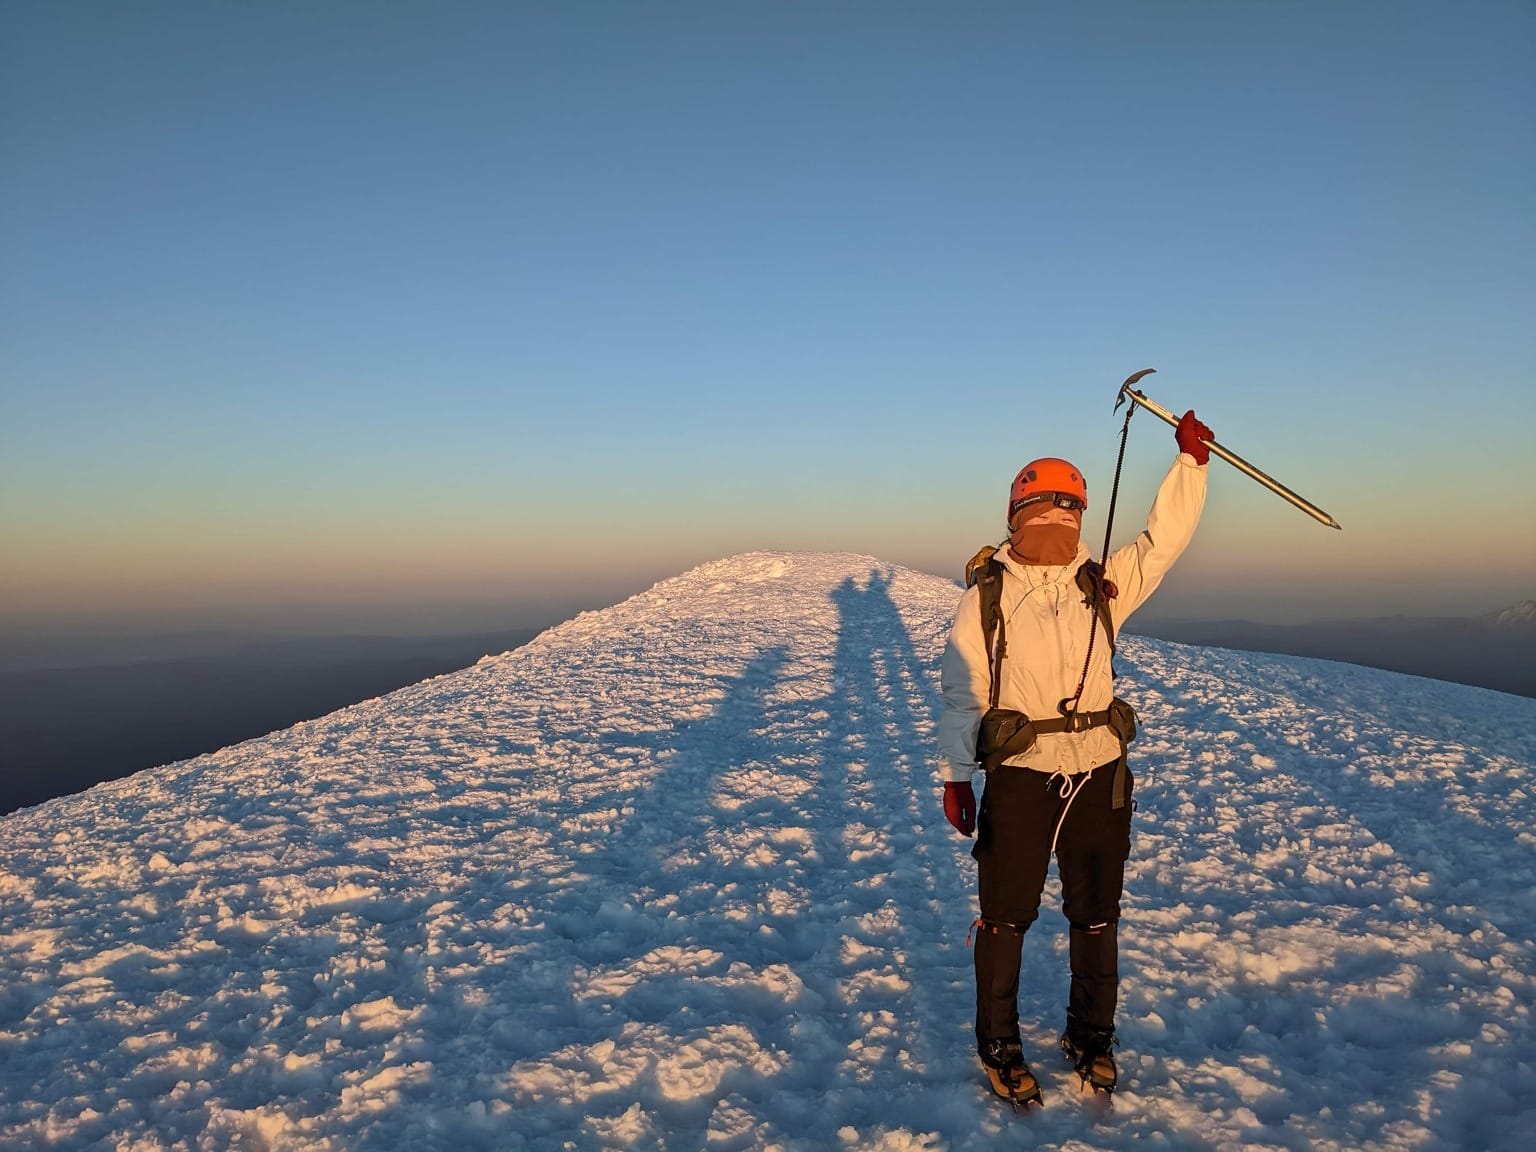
[463,568,982,1146]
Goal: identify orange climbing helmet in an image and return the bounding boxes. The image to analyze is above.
[1008,457,1088,523]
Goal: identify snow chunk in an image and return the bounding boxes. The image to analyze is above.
[506,1023,786,1105]
[340,996,419,1033]
[339,1061,432,1115]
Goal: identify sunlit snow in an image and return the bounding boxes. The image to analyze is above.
[2,552,1531,1150]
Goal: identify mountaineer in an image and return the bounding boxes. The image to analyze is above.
[939,410,1212,1105]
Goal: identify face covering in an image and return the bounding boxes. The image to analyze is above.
[1010,520,1081,565]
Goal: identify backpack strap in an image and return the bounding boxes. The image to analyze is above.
[971,553,1112,706]
[1073,560,1119,660]
[966,550,1007,710]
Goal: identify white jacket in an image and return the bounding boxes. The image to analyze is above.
[938,454,1207,783]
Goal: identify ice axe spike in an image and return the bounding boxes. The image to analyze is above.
[1114,368,1343,530]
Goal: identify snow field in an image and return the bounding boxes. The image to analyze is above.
[0,551,1531,1150]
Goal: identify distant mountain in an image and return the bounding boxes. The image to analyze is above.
[2,552,1533,1149]
[0,628,541,815]
[1483,599,1536,627]
[1132,610,1536,699]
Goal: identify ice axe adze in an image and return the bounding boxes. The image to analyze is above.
[1115,368,1342,530]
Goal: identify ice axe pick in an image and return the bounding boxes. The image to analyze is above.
[1115,368,1342,530]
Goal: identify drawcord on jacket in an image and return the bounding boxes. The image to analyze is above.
[1046,767,1094,856]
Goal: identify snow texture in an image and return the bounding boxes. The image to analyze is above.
[1,551,1532,1151]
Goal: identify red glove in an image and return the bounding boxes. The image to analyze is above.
[1176,410,1213,465]
[943,781,976,837]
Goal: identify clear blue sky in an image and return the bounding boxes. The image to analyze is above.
[3,0,1532,634]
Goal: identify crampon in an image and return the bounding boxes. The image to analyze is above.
[979,1038,1043,1110]
[1060,1027,1118,1096]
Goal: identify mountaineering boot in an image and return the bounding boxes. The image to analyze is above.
[978,1038,1043,1110]
[1060,1018,1118,1094]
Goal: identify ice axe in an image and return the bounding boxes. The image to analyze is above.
[1115,368,1342,530]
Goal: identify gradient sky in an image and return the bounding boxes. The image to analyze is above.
[3,0,1532,635]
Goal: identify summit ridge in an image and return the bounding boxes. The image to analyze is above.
[2,552,1533,1150]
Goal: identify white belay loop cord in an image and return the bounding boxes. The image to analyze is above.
[1047,767,1094,856]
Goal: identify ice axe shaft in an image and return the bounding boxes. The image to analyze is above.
[1116,369,1342,530]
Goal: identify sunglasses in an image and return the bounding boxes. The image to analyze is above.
[1010,492,1086,518]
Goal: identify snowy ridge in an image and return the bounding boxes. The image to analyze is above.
[1,551,1533,1151]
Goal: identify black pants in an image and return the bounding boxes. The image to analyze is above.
[970,760,1133,1047]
